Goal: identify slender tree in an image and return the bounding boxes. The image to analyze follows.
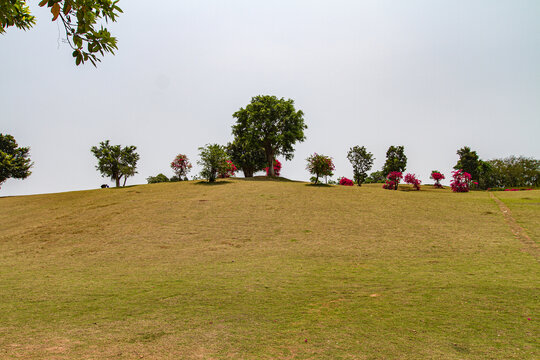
[232,95,307,177]
[347,146,374,186]
[91,140,139,187]
[197,144,230,182]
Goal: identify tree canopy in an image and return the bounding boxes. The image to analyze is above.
[197,144,230,183]
[0,133,33,189]
[232,95,307,177]
[382,146,407,175]
[347,146,374,186]
[1,0,122,66]
[226,140,266,178]
[91,140,139,187]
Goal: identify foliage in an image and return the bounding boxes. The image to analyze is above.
[226,140,266,177]
[487,156,539,188]
[0,133,33,189]
[218,160,237,178]
[147,173,169,184]
[232,95,307,176]
[197,144,230,182]
[365,170,386,184]
[306,153,335,184]
[1,0,122,66]
[170,154,192,180]
[382,146,407,175]
[338,177,354,186]
[430,170,445,188]
[404,173,421,190]
[264,159,282,177]
[450,169,472,192]
[90,140,139,187]
[347,146,374,186]
[383,171,403,190]
[453,146,480,181]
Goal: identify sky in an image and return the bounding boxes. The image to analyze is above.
[2,0,539,196]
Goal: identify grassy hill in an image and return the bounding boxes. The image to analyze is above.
[1,179,538,359]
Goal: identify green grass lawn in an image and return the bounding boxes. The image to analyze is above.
[1,179,538,359]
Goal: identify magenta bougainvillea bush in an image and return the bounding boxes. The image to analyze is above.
[170,154,192,179]
[265,159,282,176]
[404,173,421,190]
[218,160,237,178]
[430,170,445,188]
[338,177,354,186]
[383,171,403,190]
[450,169,471,192]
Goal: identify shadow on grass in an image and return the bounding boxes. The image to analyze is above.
[194,180,232,186]
[234,176,300,183]
[305,183,333,188]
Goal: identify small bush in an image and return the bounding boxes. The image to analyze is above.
[383,171,403,190]
[404,173,421,190]
[147,173,169,184]
[218,160,237,178]
[430,170,445,188]
[450,169,471,192]
[338,177,354,186]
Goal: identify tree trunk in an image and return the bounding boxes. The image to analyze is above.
[266,152,275,177]
[123,176,127,187]
[115,175,120,187]
[243,168,254,177]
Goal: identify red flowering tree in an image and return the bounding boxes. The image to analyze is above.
[338,177,354,186]
[264,159,282,177]
[450,169,472,192]
[383,171,403,190]
[404,173,421,190]
[430,170,445,188]
[170,154,192,180]
[218,160,237,178]
[306,153,335,184]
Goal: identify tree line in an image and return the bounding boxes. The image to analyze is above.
[1,95,538,190]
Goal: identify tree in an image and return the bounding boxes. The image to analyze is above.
[170,154,192,180]
[487,156,540,188]
[226,140,266,177]
[1,0,122,66]
[232,95,307,177]
[347,146,374,186]
[197,144,230,183]
[0,133,33,189]
[365,170,386,184]
[454,146,480,182]
[91,140,139,187]
[382,146,407,175]
[306,153,335,184]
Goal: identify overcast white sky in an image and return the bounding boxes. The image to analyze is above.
[2,0,539,196]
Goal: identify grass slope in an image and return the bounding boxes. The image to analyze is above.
[0,180,538,359]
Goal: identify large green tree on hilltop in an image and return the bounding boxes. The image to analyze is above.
[91,140,139,187]
[1,0,122,66]
[232,95,307,177]
[0,133,33,189]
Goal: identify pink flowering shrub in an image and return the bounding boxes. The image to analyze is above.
[338,177,354,186]
[264,159,282,176]
[430,170,445,188]
[450,169,472,192]
[170,154,192,180]
[404,173,421,190]
[383,171,403,190]
[218,160,237,178]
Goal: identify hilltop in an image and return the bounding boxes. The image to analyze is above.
[1,179,538,359]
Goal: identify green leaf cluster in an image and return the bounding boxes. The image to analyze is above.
[232,95,307,177]
[306,153,334,184]
[226,140,266,178]
[146,173,170,184]
[347,146,374,186]
[0,133,33,188]
[90,140,139,187]
[1,0,122,66]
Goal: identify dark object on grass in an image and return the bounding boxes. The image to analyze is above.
[101,184,109,189]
